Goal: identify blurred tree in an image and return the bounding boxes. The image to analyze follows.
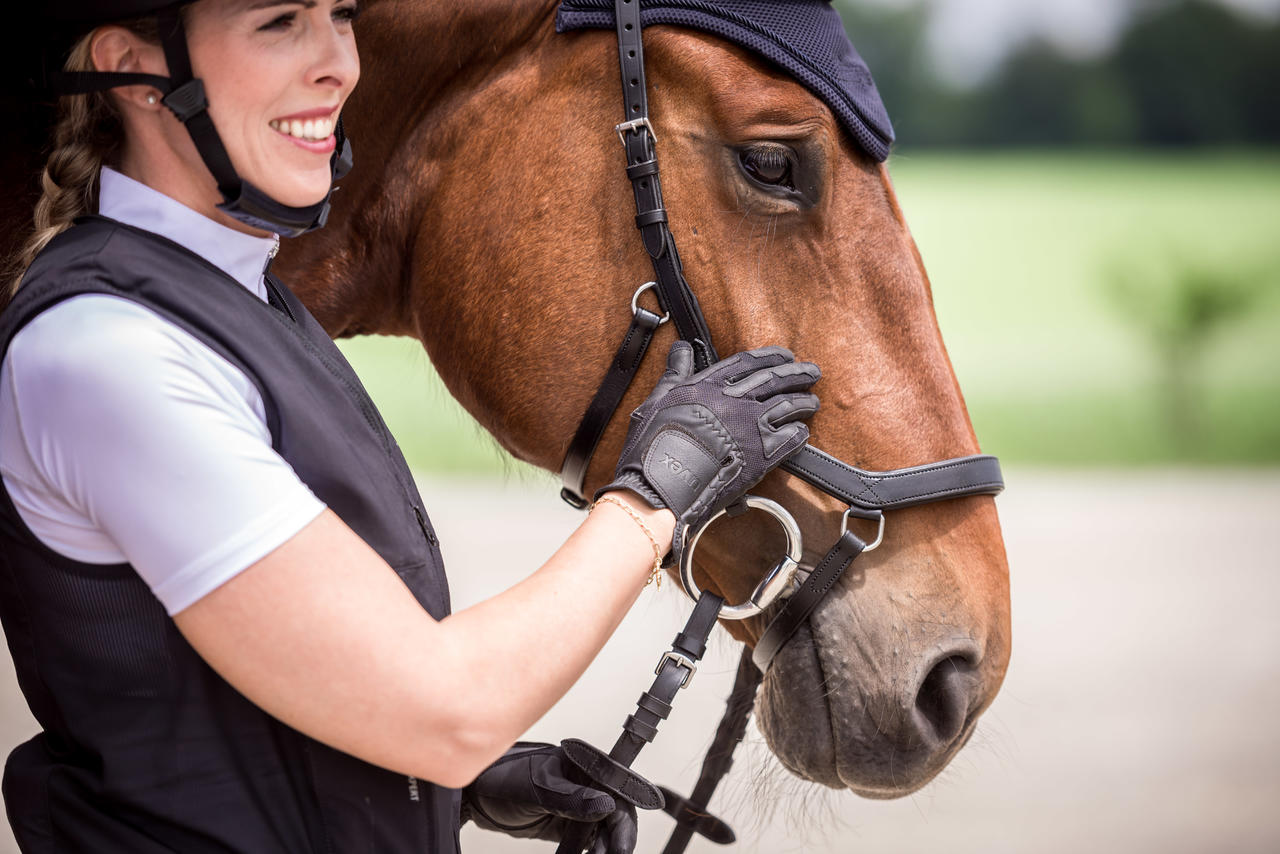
[1104,252,1274,445]
[1113,1,1280,144]
[975,46,1136,145]
[834,0,1280,148]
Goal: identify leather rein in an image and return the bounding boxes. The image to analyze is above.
[552,2,1005,850]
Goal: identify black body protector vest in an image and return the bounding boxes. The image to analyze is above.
[0,217,460,853]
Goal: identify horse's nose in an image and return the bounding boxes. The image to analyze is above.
[757,630,994,796]
[839,642,985,793]
[911,651,980,749]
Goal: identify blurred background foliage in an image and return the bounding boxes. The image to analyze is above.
[837,0,1280,148]
[340,0,1280,473]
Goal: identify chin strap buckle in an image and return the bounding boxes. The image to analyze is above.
[161,79,208,123]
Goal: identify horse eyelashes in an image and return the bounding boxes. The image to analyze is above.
[739,145,796,189]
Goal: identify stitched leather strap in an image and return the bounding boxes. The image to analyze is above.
[559,739,665,810]
[658,648,759,853]
[559,306,664,507]
[555,591,724,854]
[614,0,717,368]
[782,447,1005,513]
[752,530,866,671]
[659,790,736,848]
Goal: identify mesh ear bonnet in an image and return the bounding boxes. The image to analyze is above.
[556,0,895,161]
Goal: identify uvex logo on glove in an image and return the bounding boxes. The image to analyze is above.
[643,424,737,513]
[600,342,820,567]
[660,454,698,489]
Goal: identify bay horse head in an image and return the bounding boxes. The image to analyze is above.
[277,0,1011,798]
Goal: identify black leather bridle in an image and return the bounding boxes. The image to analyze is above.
[553,2,1005,850]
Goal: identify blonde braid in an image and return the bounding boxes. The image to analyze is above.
[1,36,124,310]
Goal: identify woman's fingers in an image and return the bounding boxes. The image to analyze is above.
[600,804,638,854]
[703,345,796,384]
[725,361,821,400]
[762,393,821,428]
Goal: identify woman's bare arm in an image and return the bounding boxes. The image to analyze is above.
[173,494,673,789]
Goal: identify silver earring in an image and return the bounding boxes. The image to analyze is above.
[146,93,158,105]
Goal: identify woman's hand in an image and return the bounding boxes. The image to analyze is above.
[464,743,639,854]
[599,342,820,562]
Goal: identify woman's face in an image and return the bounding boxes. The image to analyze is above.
[183,0,360,208]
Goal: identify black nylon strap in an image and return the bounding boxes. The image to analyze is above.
[752,530,866,671]
[47,71,173,95]
[559,306,663,507]
[157,8,193,80]
[555,591,724,854]
[781,447,1005,512]
[659,648,760,853]
[156,9,240,199]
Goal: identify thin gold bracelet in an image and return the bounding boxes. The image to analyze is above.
[592,494,664,589]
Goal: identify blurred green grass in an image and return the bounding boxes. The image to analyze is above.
[339,150,1280,473]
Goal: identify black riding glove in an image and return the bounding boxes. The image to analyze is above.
[462,742,639,854]
[599,342,820,562]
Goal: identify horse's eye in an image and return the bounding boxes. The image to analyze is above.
[739,145,795,190]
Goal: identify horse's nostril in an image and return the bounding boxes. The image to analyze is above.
[913,654,975,746]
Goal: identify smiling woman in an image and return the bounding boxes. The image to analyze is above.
[0,2,821,852]
[183,0,357,206]
[90,0,358,221]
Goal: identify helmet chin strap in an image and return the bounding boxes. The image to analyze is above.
[50,7,352,238]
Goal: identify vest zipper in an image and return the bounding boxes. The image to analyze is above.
[264,275,298,323]
[413,506,438,546]
[255,297,432,543]
[264,235,280,274]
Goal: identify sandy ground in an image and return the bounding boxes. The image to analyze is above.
[1,468,1277,854]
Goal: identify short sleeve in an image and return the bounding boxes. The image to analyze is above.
[0,295,326,614]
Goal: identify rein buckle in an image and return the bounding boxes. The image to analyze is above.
[656,651,697,689]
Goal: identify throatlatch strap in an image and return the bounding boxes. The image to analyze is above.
[559,305,664,507]
[555,591,724,854]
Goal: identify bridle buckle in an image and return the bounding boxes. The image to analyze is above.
[615,117,657,148]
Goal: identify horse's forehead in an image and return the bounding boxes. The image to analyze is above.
[555,0,894,161]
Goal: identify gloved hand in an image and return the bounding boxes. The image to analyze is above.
[462,742,638,854]
[599,342,819,561]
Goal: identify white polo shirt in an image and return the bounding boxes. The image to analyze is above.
[0,168,326,615]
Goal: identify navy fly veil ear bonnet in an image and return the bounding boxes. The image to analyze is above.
[555,0,894,161]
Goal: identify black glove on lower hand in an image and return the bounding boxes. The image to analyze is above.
[599,342,820,561]
[463,743,638,854]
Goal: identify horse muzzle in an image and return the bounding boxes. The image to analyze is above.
[756,600,989,796]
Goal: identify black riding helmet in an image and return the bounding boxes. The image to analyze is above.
[37,0,354,237]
